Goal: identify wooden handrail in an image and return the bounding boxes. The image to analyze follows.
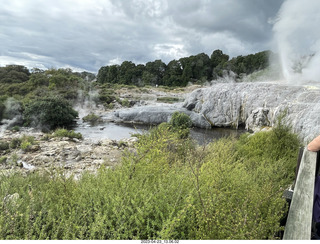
[283,148,317,240]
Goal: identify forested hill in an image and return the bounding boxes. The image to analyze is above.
[97,50,271,87]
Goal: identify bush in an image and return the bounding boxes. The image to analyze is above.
[0,156,7,164]
[23,96,78,130]
[20,141,32,152]
[10,126,20,132]
[169,111,192,129]
[0,120,300,240]
[53,128,83,140]
[98,90,116,104]
[0,141,9,151]
[10,138,22,149]
[82,113,102,125]
[121,98,130,107]
[169,111,192,138]
[8,135,36,152]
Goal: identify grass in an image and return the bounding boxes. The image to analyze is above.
[52,128,83,140]
[82,113,102,125]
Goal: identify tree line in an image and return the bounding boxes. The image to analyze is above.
[0,49,271,89]
[97,50,271,86]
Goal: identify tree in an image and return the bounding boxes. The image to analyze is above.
[0,65,30,83]
[142,60,166,86]
[78,71,96,82]
[97,65,119,84]
[29,69,49,88]
[211,49,229,68]
[169,111,192,130]
[119,61,137,85]
[211,50,230,79]
[163,60,183,86]
[95,49,271,86]
[193,53,212,80]
[226,51,270,78]
[179,53,212,84]
[133,64,145,86]
[96,66,108,84]
[23,96,78,131]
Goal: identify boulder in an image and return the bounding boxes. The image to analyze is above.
[108,104,211,129]
[245,108,270,131]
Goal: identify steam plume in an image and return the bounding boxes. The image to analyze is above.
[273,0,320,83]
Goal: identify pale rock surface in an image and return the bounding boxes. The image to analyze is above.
[183,82,320,143]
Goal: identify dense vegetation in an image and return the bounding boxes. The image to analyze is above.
[0,49,270,130]
[0,65,94,130]
[97,50,270,86]
[0,115,300,240]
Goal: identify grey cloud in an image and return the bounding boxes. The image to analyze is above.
[166,0,284,55]
[0,0,284,72]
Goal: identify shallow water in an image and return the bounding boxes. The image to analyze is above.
[189,127,246,145]
[74,122,149,142]
[74,120,245,145]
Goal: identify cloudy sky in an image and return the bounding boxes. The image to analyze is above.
[0,0,284,73]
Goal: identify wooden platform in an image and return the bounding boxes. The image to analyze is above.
[283,148,317,240]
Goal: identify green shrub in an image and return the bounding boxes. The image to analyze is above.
[236,111,300,186]
[9,138,22,149]
[8,135,36,151]
[10,126,20,132]
[169,111,192,129]
[16,135,35,152]
[53,128,83,140]
[105,102,114,109]
[169,111,193,138]
[0,141,9,151]
[98,91,115,104]
[0,120,300,240]
[0,156,7,164]
[23,95,78,130]
[82,113,102,125]
[121,98,130,107]
[20,141,32,152]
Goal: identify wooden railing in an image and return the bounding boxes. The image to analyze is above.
[283,148,317,240]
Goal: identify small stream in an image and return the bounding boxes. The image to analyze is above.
[74,120,246,145]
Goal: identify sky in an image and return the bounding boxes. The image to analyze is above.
[0,0,284,73]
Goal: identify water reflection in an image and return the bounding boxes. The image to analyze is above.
[190,127,246,145]
[74,121,246,145]
[74,122,148,142]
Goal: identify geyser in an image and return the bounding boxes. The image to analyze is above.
[273,0,320,83]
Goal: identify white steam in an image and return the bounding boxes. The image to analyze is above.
[0,97,23,137]
[74,89,100,119]
[273,0,320,83]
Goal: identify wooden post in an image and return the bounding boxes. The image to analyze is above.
[283,148,317,240]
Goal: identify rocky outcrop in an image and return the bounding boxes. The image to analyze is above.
[104,81,320,142]
[183,82,320,142]
[106,104,212,129]
[0,128,138,179]
[99,81,320,142]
